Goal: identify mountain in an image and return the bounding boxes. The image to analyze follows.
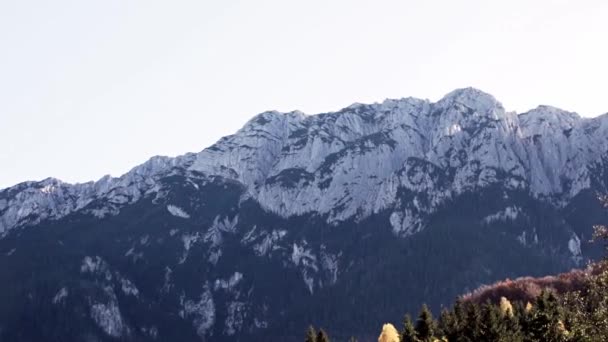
[1,87,608,341]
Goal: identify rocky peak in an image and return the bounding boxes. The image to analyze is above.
[430,88,516,140]
[437,87,504,116]
[518,106,581,138]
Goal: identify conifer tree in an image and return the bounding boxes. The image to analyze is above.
[480,301,505,341]
[504,306,524,342]
[316,328,330,342]
[415,304,435,342]
[515,300,533,339]
[526,291,565,342]
[452,298,467,337]
[453,298,466,323]
[438,308,459,341]
[461,301,482,342]
[401,314,417,342]
[306,325,317,342]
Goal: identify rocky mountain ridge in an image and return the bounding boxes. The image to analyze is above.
[3,88,608,237]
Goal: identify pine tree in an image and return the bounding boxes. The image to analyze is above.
[438,308,459,341]
[453,298,467,323]
[516,300,533,338]
[401,314,417,342]
[480,301,505,341]
[415,304,435,342]
[526,291,565,342]
[503,306,524,342]
[306,325,317,342]
[316,328,330,342]
[461,301,482,342]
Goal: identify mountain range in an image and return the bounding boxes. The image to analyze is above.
[1,87,607,341]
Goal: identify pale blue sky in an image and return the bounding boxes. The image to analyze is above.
[1,0,607,189]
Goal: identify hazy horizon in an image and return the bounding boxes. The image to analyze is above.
[2,0,607,189]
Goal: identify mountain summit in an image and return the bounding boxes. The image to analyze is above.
[0,88,607,341]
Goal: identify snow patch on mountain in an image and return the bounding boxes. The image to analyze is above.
[255,230,287,256]
[198,215,239,265]
[254,317,268,329]
[517,229,539,247]
[179,232,202,264]
[291,242,317,269]
[214,272,243,292]
[120,277,139,297]
[140,234,150,246]
[167,205,190,219]
[483,206,522,224]
[125,247,144,263]
[161,266,173,293]
[52,287,68,304]
[90,286,128,338]
[291,242,318,294]
[568,233,583,265]
[203,215,239,247]
[141,326,159,340]
[241,226,288,256]
[320,248,340,286]
[390,210,423,236]
[241,225,258,245]
[224,301,247,336]
[181,285,216,338]
[81,256,112,281]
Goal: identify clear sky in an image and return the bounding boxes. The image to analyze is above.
[1,0,607,189]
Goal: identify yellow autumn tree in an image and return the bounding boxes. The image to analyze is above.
[378,323,400,342]
[556,320,570,337]
[499,296,514,318]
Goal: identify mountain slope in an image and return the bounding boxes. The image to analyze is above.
[1,88,608,341]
